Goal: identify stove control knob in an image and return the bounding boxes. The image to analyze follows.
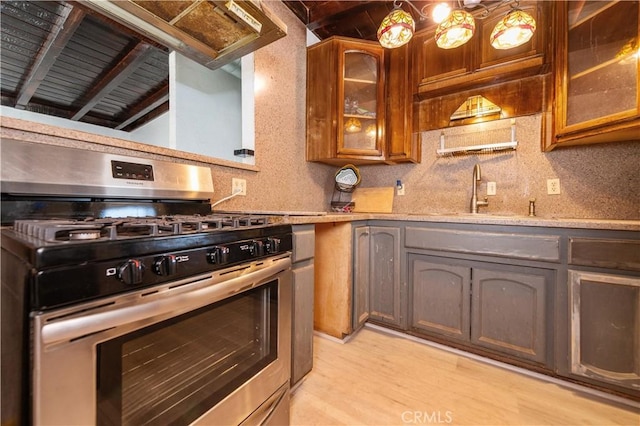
[153,255,178,276]
[250,240,265,257]
[265,237,280,254]
[208,246,230,264]
[118,259,145,285]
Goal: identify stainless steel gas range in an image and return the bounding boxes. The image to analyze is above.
[1,139,292,425]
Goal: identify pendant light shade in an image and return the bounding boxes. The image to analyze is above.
[435,10,476,49]
[377,7,416,49]
[490,9,536,50]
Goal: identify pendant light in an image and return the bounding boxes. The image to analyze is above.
[376,1,537,52]
[490,8,536,49]
[377,3,416,49]
[435,9,476,49]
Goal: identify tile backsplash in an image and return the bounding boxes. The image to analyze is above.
[358,114,640,220]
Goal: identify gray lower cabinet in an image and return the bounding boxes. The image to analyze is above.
[471,267,551,364]
[562,236,640,394]
[409,255,552,366]
[411,258,471,341]
[291,225,315,386]
[353,226,402,330]
[566,270,640,392]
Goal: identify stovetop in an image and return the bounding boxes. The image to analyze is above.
[12,214,273,244]
[1,213,291,270]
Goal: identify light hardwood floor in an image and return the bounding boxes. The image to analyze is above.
[290,326,639,426]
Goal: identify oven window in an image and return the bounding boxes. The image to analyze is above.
[96,280,278,426]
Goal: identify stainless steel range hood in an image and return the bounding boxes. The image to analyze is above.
[84,0,287,70]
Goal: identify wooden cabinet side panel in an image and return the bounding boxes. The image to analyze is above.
[291,263,315,385]
[314,222,353,338]
[292,225,315,263]
[306,40,338,162]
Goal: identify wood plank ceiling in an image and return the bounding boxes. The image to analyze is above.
[1,1,169,131]
[282,0,435,41]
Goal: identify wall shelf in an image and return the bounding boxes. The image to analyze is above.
[436,118,517,157]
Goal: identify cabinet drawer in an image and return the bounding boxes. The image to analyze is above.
[569,238,640,272]
[292,225,315,263]
[405,227,560,261]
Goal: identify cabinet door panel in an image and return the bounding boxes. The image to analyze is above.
[477,2,544,70]
[353,227,370,330]
[568,270,640,391]
[369,227,402,327]
[412,28,473,91]
[471,268,549,364]
[564,1,638,128]
[340,49,382,155]
[385,43,419,163]
[549,1,640,148]
[411,258,471,341]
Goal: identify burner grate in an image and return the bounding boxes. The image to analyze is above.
[12,214,274,243]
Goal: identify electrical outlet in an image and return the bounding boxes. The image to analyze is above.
[487,181,497,196]
[232,178,246,196]
[547,178,560,195]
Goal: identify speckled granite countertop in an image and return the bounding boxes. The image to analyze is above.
[269,212,640,231]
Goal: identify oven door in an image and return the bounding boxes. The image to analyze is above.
[32,255,292,426]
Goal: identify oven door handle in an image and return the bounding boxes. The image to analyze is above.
[40,256,291,346]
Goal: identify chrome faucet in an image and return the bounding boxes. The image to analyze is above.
[470,164,489,214]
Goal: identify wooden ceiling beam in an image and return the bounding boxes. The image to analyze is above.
[114,82,170,130]
[14,4,85,109]
[70,42,155,121]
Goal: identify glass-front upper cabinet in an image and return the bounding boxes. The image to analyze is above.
[340,48,383,156]
[307,37,386,165]
[548,1,640,149]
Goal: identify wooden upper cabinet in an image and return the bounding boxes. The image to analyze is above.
[306,36,419,165]
[385,43,421,164]
[546,1,640,150]
[412,1,549,99]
